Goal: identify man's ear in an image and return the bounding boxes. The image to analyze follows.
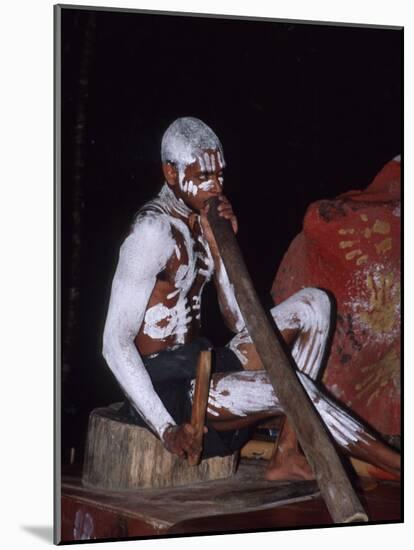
[162,162,179,187]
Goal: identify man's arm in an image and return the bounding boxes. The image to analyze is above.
[199,196,245,333]
[102,215,176,441]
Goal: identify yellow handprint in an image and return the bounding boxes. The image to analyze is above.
[359,272,400,333]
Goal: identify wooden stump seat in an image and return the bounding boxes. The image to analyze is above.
[82,404,238,490]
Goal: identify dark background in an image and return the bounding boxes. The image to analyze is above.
[59,7,402,464]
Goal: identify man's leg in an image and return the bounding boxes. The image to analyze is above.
[197,367,399,477]
[227,287,331,378]
[225,288,330,479]
[267,288,331,479]
[195,288,400,479]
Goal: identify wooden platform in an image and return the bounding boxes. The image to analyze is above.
[60,459,401,543]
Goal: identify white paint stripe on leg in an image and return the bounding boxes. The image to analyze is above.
[227,327,252,365]
[299,373,375,447]
[270,288,330,380]
[190,370,282,417]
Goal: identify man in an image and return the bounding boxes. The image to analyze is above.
[103,117,400,480]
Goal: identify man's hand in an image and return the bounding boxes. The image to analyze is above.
[162,423,208,461]
[199,195,238,252]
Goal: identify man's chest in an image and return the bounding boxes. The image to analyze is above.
[160,221,214,293]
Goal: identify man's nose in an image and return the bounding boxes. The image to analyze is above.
[210,175,223,194]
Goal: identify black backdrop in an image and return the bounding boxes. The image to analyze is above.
[59,7,402,464]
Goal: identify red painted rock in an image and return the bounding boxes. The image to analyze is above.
[271,158,401,437]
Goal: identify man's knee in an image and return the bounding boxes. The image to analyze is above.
[298,287,331,323]
[271,287,331,333]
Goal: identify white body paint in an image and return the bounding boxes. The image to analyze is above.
[155,181,193,218]
[215,258,245,332]
[143,301,192,341]
[199,288,374,449]
[103,117,240,440]
[204,371,282,417]
[161,117,226,199]
[226,287,331,384]
[198,180,216,192]
[225,287,330,378]
[227,327,252,365]
[102,211,177,439]
[104,117,372,452]
[202,367,374,448]
[204,151,212,172]
[103,181,214,438]
[298,373,374,447]
[142,211,214,344]
[270,288,331,380]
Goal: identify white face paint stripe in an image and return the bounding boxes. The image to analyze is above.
[204,152,212,172]
[211,153,216,172]
[199,180,215,192]
[197,154,206,172]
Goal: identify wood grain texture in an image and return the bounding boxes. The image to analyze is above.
[188,351,212,466]
[64,459,321,542]
[82,406,237,490]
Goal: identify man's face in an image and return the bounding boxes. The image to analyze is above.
[173,148,225,212]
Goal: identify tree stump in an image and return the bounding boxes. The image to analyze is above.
[82,404,238,490]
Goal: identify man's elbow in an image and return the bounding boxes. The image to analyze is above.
[102,336,111,364]
[102,327,135,371]
[102,327,118,366]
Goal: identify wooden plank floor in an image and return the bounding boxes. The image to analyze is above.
[60,459,401,543]
[169,478,402,535]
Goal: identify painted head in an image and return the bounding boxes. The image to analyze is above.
[161,117,226,212]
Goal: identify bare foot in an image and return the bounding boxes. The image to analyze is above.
[265,448,314,481]
[265,416,314,481]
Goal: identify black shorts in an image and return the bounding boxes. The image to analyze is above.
[118,337,253,459]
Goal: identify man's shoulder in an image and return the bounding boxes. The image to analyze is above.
[117,211,175,274]
[131,208,174,239]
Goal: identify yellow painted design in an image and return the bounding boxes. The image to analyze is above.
[375,238,392,255]
[354,348,399,407]
[339,240,360,249]
[372,219,390,235]
[359,272,400,333]
[356,255,369,265]
[338,213,395,266]
[345,249,362,260]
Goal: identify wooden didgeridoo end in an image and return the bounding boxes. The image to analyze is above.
[188,350,212,466]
